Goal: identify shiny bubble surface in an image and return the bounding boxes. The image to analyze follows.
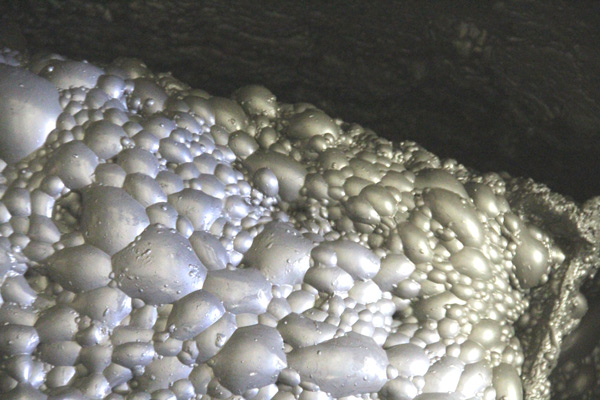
[0,65,61,163]
[211,325,287,395]
[0,51,565,400]
[81,185,150,255]
[112,224,206,304]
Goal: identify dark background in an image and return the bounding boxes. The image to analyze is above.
[2,0,599,202]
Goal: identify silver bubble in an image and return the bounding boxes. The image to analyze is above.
[112,224,207,304]
[72,286,131,328]
[209,97,249,133]
[83,120,127,160]
[166,290,225,340]
[286,109,339,140]
[46,244,112,292]
[203,268,272,314]
[245,221,314,285]
[40,60,103,90]
[233,85,278,119]
[387,344,430,377]
[211,325,286,395]
[81,185,150,255]
[288,333,388,397]
[47,141,99,189]
[244,150,307,202]
[423,188,484,247]
[0,65,61,163]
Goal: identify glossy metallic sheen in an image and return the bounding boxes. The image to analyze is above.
[0,50,582,400]
[0,64,61,163]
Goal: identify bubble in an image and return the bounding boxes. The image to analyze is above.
[0,65,61,163]
[468,319,503,350]
[184,96,215,126]
[40,60,104,90]
[194,312,237,363]
[422,356,465,393]
[513,227,550,289]
[244,221,314,285]
[423,188,484,247]
[0,324,39,355]
[209,97,249,133]
[492,363,523,400]
[202,268,272,315]
[167,290,225,340]
[130,78,167,115]
[72,286,132,328]
[188,230,229,271]
[159,138,192,163]
[46,141,99,189]
[397,221,433,263]
[304,265,354,294]
[46,243,112,292]
[233,85,278,119]
[318,239,381,280]
[83,120,128,160]
[229,130,259,160]
[387,343,430,377]
[122,172,168,207]
[117,147,160,178]
[244,150,307,202]
[288,333,388,397]
[167,188,223,231]
[450,247,493,281]
[211,325,286,395]
[456,361,492,397]
[137,357,192,393]
[277,313,337,348]
[414,169,468,198]
[373,253,415,292]
[286,109,339,140]
[112,225,206,304]
[380,377,418,400]
[81,185,150,255]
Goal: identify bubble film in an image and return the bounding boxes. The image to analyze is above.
[0,48,596,400]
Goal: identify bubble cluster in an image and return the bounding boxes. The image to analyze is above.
[550,291,600,399]
[0,50,566,400]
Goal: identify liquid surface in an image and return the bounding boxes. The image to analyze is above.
[0,49,566,400]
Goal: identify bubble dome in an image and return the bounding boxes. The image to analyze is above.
[0,48,599,400]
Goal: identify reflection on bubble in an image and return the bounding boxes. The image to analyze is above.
[0,50,570,400]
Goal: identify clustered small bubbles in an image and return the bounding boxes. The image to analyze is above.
[0,49,567,400]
